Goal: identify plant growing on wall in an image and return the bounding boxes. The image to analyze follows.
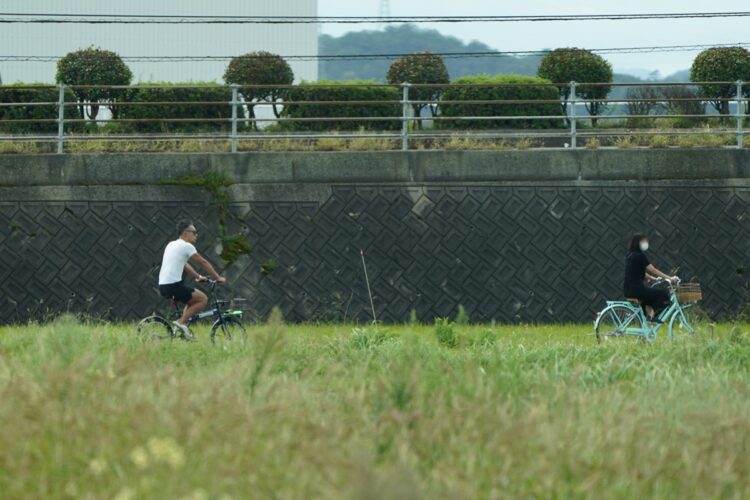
[224,52,294,130]
[164,172,253,266]
[55,46,133,120]
[538,48,613,126]
[690,47,750,116]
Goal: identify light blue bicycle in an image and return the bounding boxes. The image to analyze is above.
[594,278,703,343]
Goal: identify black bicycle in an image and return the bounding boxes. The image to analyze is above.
[136,280,247,345]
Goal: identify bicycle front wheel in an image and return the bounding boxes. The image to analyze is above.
[136,316,174,342]
[595,304,647,344]
[668,305,708,339]
[210,317,248,347]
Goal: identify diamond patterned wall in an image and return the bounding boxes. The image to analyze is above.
[2,184,749,323]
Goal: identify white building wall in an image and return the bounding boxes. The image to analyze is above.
[0,0,318,84]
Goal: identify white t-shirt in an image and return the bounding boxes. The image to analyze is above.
[158,239,198,285]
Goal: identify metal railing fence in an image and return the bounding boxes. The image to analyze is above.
[0,81,746,153]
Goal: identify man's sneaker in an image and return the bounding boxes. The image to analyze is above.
[172,321,195,341]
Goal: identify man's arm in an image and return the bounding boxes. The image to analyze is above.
[190,253,226,283]
[183,263,204,281]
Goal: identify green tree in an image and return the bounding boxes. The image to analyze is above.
[538,48,613,126]
[55,47,132,120]
[386,52,450,127]
[224,51,294,130]
[690,47,750,116]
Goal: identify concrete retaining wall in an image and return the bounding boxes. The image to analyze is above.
[1,150,749,323]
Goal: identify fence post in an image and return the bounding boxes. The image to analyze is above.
[401,82,411,151]
[230,84,239,154]
[57,84,65,154]
[569,81,577,149]
[737,80,744,149]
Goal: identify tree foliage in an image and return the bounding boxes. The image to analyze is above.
[440,75,562,130]
[690,47,750,115]
[660,86,706,128]
[224,52,294,127]
[624,86,662,128]
[538,48,613,124]
[55,47,132,120]
[386,52,450,121]
[281,81,400,131]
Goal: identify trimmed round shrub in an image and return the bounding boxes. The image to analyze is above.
[387,52,450,123]
[0,84,82,134]
[281,81,401,131]
[224,52,294,128]
[690,47,750,115]
[55,47,133,120]
[439,75,562,129]
[538,48,613,123]
[117,84,235,133]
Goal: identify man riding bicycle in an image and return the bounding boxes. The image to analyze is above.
[158,219,226,339]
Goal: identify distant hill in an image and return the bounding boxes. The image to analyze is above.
[319,24,690,87]
[319,24,545,81]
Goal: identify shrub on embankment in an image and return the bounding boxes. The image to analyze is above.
[0,84,82,134]
[116,83,234,133]
[438,74,563,129]
[279,81,401,131]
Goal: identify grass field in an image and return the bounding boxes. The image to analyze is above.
[1,315,750,499]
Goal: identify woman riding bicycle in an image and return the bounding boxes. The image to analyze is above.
[624,234,679,321]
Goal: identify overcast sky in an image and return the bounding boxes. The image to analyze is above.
[319,0,749,77]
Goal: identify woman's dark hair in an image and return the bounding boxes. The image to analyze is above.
[628,233,646,253]
[176,219,194,236]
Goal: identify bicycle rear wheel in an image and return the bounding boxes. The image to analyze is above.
[595,304,647,344]
[136,316,174,341]
[210,317,248,347]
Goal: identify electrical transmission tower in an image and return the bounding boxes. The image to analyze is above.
[378,0,391,28]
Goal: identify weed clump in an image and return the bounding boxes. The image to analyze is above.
[434,317,458,348]
[349,326,388,350]
[455,304,470,325]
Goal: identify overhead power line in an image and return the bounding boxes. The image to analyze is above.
[1,12,750,24]
[1,43,748,62]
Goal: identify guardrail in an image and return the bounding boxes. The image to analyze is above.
[0,81,747,153]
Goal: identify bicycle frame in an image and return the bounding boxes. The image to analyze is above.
[168,281,243,331]
[595,281,696,342]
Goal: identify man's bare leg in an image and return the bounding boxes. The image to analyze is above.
[179,290,208,325]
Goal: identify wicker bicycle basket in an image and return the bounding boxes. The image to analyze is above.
[676,283,702,303]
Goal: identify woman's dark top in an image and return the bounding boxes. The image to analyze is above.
[624,251,650,297]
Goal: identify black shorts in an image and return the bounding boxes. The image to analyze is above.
[159,281,195,304]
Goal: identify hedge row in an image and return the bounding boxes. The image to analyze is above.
[280,81,401,131]
[1,76,563,133]
[0,85,81,134]
[117,84,233,133]
[440,75,562,130]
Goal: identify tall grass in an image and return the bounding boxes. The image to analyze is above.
[1,316,750,498]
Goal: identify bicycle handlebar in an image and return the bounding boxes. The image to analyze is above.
[651,276,681,287]
[197,278,223,286]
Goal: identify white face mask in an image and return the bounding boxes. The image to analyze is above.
[640,241,649,252]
